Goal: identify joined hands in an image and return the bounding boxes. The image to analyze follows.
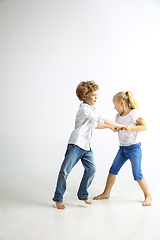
[113,125,131,132]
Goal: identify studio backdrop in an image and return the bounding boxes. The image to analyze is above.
[1,0,160,187]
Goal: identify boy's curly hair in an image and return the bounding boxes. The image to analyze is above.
[76,81,99,101]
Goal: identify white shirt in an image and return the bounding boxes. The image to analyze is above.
[68,103,104,151]
[115,109,141,146]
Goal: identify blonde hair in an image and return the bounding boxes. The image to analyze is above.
[113,91,139,110]
[76,80,99,101]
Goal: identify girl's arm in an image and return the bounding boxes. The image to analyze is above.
[124,118,147,132]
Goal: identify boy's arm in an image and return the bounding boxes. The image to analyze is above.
[82,106,123,128]
[124,118,147,132]
[95,124,117,132]
[96,124,113,129]
[96,116,125,130]
[104,118,124,128]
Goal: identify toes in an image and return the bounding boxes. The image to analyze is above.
[93,197,98,200]
[142,197,152,206]
[93,195,103,200]
[143,202,151,207]
[56,203,65,209]
[85,200,92,205]
[93,196,101,200]
[58,205,65,209]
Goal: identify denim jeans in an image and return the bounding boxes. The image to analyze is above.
[109,143,143,181]
[53,144,96,202]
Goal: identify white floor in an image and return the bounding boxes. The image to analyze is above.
[0,177,160,240]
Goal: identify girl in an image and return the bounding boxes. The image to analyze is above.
[93,91,152,206]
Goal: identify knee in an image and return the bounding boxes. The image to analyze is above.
[92,165,96,175]
[133,171,143,181]
[109,166,118,175]
[59,168,69,179]
[88,165,96,176]
[134,175,143,181]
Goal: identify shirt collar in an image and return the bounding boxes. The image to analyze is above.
[81,102,95,110]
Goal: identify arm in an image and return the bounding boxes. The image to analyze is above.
[82,106,124,129]
[104,118,124,128]
[96,124,117,132]
[124,118,147,132]
[96,124,114,129]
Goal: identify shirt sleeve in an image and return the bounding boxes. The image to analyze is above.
[82,105,104,124]
[131,109,142,123]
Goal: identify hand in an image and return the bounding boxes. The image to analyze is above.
[123,125,132,131]
[110,126,118,132]
[114,127,119,132]
[113,126,124,132]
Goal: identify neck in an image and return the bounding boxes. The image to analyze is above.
[120,106,131,116]
[83,101,93,106]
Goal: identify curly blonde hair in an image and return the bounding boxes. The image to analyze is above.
[113,91,139,110]
[76,81,99,101]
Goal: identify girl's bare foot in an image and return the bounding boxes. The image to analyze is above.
[84,199,92,205]
[142,195,152,206]
[93,193,110,200]
[56,202,65,209]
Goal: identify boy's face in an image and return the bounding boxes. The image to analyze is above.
[83,90,98,106]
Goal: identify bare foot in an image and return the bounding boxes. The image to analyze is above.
[84,199,92,205]
[93,193,110,200]
[56,202,65,210]
[142,195,152,206]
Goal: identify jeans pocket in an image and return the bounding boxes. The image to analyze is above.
[137,143,141,151]
[68,144,76,149]
[130,143,141,151]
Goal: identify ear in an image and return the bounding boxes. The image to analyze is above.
[121,100,124,106]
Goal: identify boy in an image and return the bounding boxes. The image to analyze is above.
[53,81,123,209]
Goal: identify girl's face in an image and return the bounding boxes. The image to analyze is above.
[83,90,98,106]
[113,99,124,115]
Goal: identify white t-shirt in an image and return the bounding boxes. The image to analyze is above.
[68,103,104,151]
[115,109,141,146]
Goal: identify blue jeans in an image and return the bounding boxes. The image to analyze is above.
[109,143,143,181]
[53,144,96,202]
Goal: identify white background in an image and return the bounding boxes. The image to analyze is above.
[1,0,160,187]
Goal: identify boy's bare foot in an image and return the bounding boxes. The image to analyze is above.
[84,199,92,205]
[56,202,65,210]
[93,193,110,200]
[142,195,152,206]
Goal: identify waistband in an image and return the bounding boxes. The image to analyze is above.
[119,142,141,150]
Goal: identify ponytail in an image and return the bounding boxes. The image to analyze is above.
[126,91,139,110]
[113,91,139,110]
